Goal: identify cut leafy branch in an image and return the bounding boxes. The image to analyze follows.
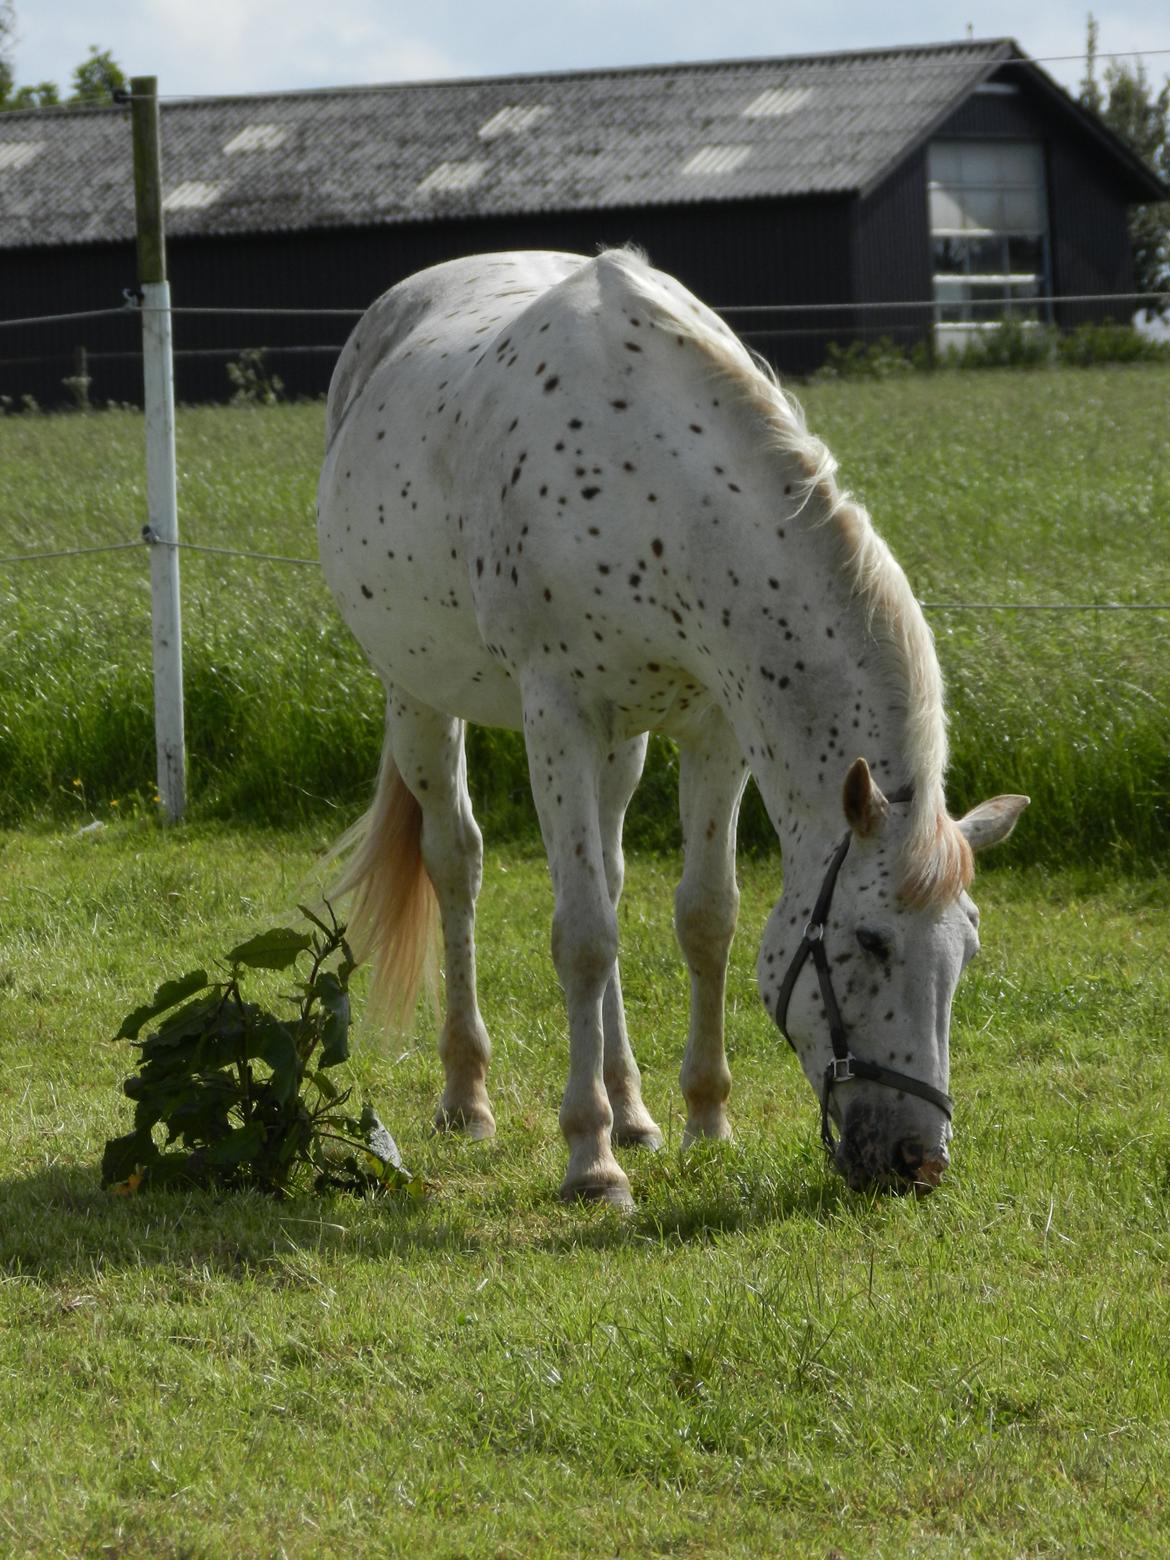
[102,903,421,1199]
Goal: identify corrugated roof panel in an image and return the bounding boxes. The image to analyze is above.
[416,159,488,193]
[0,141,45,172]
[478,105,552,140]
[743,85,813,117]
[681,144,753,176]
[223,124,289,154]
[163,180,223,210]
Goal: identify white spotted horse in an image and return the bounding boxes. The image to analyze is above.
[317,249,1028,1208]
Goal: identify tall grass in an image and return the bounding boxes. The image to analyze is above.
[1,366,1168,865]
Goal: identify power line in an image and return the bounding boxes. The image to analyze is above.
[103,46,1170,103]
[920,601,1170,612]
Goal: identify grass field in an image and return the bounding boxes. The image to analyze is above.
[1,365,1168,1554]
[1,364,1168,865]
[0,822,1167,1556]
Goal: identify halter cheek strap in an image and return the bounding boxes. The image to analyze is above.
[773,827,954,1154]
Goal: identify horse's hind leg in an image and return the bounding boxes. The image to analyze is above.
[522,679,633,1207]
[388,689,495,1140]
[598,733,662,1149]
[675,708,749,1145]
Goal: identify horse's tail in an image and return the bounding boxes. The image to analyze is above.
[326,741,439,1027]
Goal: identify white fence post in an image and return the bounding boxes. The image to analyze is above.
[129,76,186,822]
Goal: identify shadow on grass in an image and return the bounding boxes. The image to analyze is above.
[0,1139,862,1281]
[540,1153,855,1255]
[0,1162,486,1283]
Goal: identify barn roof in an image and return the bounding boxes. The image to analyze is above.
[0,38,1164,251]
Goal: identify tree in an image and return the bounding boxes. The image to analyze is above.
[0,6,121,112]
[1081,14,1170,318]
[69,45,125,107]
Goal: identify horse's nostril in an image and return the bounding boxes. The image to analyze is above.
[893,1137,924,1178]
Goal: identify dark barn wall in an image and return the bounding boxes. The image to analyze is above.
[1045,139,1136,325]
[852,150,933,353]
[0,239,139,409]
[0,194,854,407]
[934,90,1137,327]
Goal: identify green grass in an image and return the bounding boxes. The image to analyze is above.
[1,366,1169,866]
[0,822,1167,1556]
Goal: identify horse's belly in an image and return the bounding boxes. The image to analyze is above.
[318,464,523,728]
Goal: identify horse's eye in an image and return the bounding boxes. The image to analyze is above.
[856,927,891,960]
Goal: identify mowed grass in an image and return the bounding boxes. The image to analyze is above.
[1,364,1168,865]
[0,822,1167,1557]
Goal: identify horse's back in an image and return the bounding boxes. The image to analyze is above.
[317,248,741,731]
[324,251,589,449]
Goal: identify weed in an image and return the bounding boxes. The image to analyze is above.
[103,904,420,1198]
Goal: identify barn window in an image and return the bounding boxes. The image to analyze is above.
[478,105,551,140]
[928,140,1051,350]
[682,145,752,176]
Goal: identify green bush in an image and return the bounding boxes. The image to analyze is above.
[103,906,421,1198]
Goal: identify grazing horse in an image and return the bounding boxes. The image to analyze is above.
[317,249,1027,1208]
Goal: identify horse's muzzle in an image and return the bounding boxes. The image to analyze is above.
[835,1118,950,1195]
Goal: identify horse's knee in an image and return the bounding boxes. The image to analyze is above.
[552,903,618,997]
[675,883,739,973]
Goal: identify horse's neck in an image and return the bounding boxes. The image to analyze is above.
[713,505,913,844]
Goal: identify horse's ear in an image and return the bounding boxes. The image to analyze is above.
[843,757,889,838]
[956,794,1030,852]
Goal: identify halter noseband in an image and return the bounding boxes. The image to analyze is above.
[773,808,954,1155]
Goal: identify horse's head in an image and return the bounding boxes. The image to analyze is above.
[758,758,1028,1195]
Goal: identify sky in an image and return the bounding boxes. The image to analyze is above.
[5,0,1169,102]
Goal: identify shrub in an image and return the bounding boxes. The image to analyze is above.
[227,347,284,406]
[102,905,421,1198]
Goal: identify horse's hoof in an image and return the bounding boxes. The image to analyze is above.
[681,1118,733,1149]
[612,1124,664,1151]
[433,1105,496,1140]
[559,1175,634,1212]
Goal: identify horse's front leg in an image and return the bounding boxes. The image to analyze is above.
[522,681,633,1208]
[675,710,749,1145]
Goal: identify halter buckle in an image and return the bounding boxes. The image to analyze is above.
[803,921,825,943]
[830,1055,855,1083]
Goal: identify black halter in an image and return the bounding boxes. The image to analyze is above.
[773,821,954,1154]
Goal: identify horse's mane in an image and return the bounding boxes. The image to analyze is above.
[597,248,973,906]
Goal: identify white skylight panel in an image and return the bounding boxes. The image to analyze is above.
[743,85,813,118]
[416,160,488,194]
[223,124,289,154]
[163,181,223,211]
[478,105,552,140]
[0,142,45,172]
[681,144,752,176]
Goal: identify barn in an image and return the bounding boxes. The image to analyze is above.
[0,36,1165,407]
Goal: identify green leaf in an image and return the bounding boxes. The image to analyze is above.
[201,1121,266,1166]
[251,1015,299,1105]
[116,969,211,1040]
[140,992,225,1053]
[314,971,351,1067]
[297,903,334,937]
[311,1068,340,1102]
[101,1128,159,1186]
[227,927,312,971]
